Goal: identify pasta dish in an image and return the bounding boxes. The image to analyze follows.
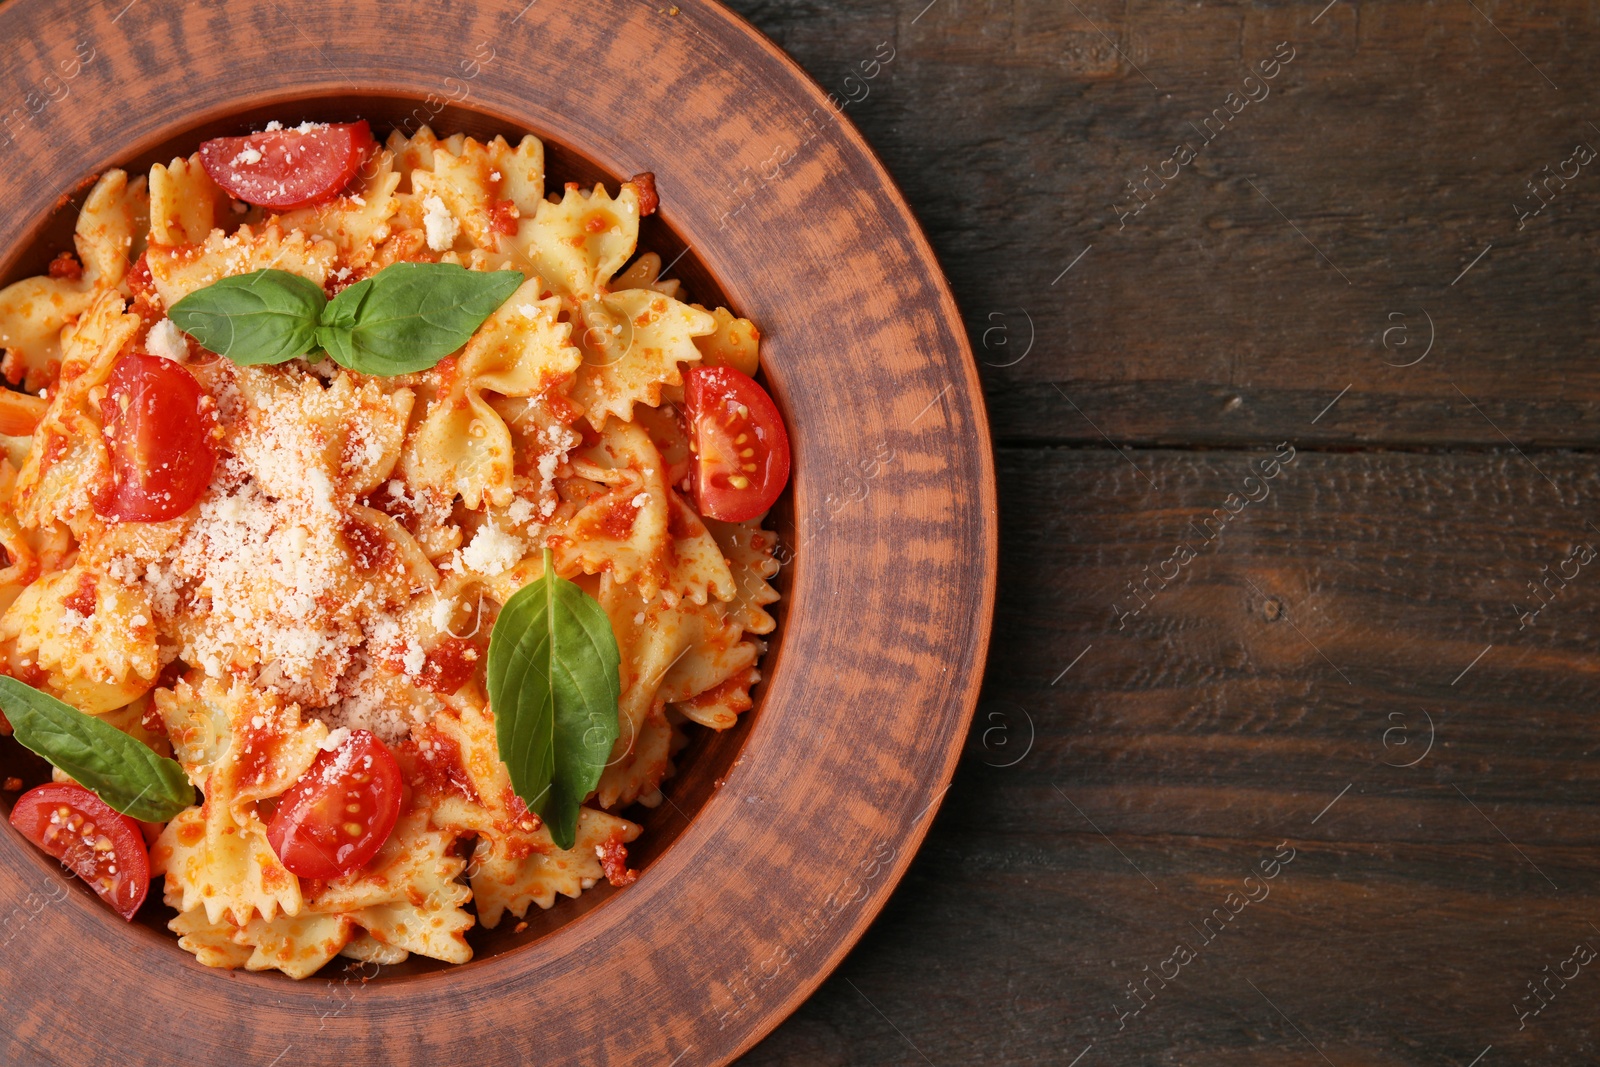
[0,120,788,977]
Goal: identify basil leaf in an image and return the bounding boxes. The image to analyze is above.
[329,263,524,375]
[168,269,326,365]
[0,677,194,821]
[488,549,621,850]
[316,277,372,368]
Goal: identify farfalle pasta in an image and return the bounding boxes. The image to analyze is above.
[0,121,784,977]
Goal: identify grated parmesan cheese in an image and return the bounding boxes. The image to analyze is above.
[461,523,523,578]
[421,195,460,252]
[145,319,189,362]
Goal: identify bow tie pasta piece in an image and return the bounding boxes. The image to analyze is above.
[0,169,150,389]
[466,807,640,929]
[493,135,547,218]
[187,812,476,976]
[385,126,445,185]
[156,774,304,929]
[226,366,415,502]
[13,290,136,537]
[0,563,159,714]
[691,305,762,377]
[591,572,745,808]
[0,277,94,394]
[394,696,642,929]
[300,812,474,963]
[704,516,782,636]
[0,166,149,390]
[155,676,334,805]
[598,705,679,813]
[147,223,338,308]
[318,893,474,972]
[665,490,737,608]
[0,490,38,609]
[561,419,670,596]
[180,811,474,977]
[148,154,224,247]
[229,912,356,979]
[612,251,683,301]
[275,150,402,272]
[406,134,545,253]
[673,664,761,733]
[401,280,580,510]
[589,563,764,803]
[401,696,559,845]
[153,678,234,783]
[570,289,715,429]
[512,182,642,301]
[170,908,255,970]
[654,606,758,717]
[76,169,150,295]
[152,677,329,927]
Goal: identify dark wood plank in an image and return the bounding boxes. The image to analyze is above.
[747,444,1600,1063]
[736,0,1600,448]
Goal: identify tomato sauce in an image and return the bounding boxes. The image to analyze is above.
[340,517,394,572]
[628,171,659,216]
[62,572,97,617]
[597,835,637,887]
[488,198,520,236]
[46,251,83,282]
[415,637,479,694]
[405,730,477,803]
[598,497,640,539]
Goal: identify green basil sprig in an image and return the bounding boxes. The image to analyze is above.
[169,263,524,375]
[487,549,622,851]
[0,677,195,821]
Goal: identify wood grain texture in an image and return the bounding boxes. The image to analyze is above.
[735,0,1600,449]
[750,445,1600,1066]
[0,1,994,1065]
[721,0,1600,1064]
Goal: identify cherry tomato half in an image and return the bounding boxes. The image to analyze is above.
[266,730,402,880]
[9,783,151,920]
[198,121,375,210]
[683,365,791,522]
[95,353,217,523]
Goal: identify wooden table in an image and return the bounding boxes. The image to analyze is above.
[734,0,1600,1062]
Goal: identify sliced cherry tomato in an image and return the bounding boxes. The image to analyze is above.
[95,353,217,523]
[9,783,150,920]
[198,121,375,210]
[266,730,402,880]
[683,365,791,522]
